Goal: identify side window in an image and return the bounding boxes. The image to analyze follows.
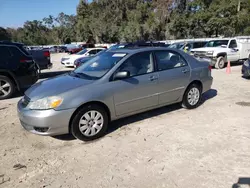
[155,51,187,71]
[88,49,97,55]
[193,42,199,49]
[118,52,154,77]
[96,49,103,53]
[8,46,23,57]
[0,46,11,61]
[200,42,207,47]
[229,40,237,48]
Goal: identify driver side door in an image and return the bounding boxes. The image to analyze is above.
[112,51,159,116]
[228,40,240,62]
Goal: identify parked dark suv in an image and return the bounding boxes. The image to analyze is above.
[0,41,39,99]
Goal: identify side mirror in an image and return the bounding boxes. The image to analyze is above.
[114,71,130,80]
[221,45,227,48]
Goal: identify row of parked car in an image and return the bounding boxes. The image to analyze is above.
[61,38,250,73]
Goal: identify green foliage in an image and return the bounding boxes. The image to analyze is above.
[0,27,11,41]
[3,0,250,45]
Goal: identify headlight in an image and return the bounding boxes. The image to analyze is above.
[28,96,63,110]
[206,51,214,55]
[244,61,249,67]
[62,58,69,61]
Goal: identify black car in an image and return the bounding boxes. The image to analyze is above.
[242,59,250,78]
[0,41,39,99]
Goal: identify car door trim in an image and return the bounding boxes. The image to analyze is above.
[115,93,159,106]
[157,86,185,95]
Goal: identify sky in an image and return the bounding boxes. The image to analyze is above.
[0,0,81,28]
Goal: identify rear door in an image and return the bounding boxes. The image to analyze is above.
[154,50,190,104]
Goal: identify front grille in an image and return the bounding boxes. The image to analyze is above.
[194,51,207,57]
[21,95,30,108]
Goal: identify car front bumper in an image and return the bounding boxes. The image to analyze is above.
[17,99,76,136]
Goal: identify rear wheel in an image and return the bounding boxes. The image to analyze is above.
[215,56,225,69]
[0,75,15,100]
[71,104,109,141]
[182,84,202,109]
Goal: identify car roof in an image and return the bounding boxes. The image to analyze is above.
[0,41,24,46]
[108,47,180,54]
[86,47,105,50]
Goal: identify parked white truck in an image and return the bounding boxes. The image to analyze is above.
[191,37,250,69]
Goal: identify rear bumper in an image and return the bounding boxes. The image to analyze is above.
[202,77,213,93]
[17,100,76,136]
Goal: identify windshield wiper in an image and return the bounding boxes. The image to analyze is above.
[72,72,98,80]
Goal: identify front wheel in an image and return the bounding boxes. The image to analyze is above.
[182,84,202,109]
[215,56,225,69]
[71,104,109,141]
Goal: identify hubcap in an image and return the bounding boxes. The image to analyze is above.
[187,88,200,106]
[219,60,224,68]
[79,110,104,137]
[0,79,11,97]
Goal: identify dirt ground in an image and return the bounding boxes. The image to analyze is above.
[0,53,250,188]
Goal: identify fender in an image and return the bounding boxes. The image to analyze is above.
[0,69,20,90]
[216,52,227,58]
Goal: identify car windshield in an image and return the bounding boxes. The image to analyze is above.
[205,40,229,47]
[76,49,88,55]
[73,52,127,79]
[169,43,185,49]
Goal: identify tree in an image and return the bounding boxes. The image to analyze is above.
[0,27,11,41]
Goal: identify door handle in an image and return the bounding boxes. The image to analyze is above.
[149,76,158,81]
[182,69,190,73]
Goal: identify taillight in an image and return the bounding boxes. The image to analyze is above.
[43,51,50,57]
[208,65,212,71]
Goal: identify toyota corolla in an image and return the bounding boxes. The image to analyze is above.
[17,48,213,141]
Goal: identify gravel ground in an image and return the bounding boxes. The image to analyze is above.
[0,54,250,188]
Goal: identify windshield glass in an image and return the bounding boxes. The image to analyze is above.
[76,49,88,55]
[205,40,229,47]
[169,43,184,49]
[74,52,127,79]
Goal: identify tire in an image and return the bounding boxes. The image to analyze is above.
[182,83,202,109]
[215,56,225,69]
[70,104,109,141]
[0,75,15,100]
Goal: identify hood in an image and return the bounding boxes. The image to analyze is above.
[25,74,94,101]
[191,47,223,52]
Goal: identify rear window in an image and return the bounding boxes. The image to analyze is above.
[18,45,30,56]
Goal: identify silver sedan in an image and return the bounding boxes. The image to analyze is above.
[17,48,213,141]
